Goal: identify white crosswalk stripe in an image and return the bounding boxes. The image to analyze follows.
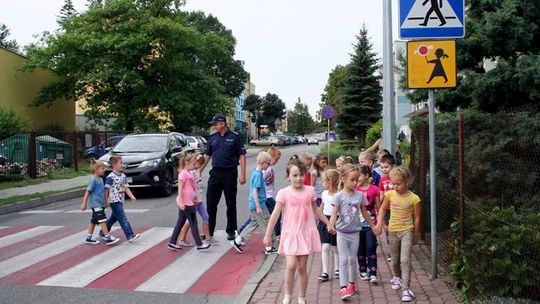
[0,226,61,249]
[19,210,62,214]
[38,227,171,288]
[64,209,150,214]
[136,230,230,293]
[0,227,119,278]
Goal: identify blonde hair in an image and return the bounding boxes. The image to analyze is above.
[194,153,205,165]
[359,151,376,162]
[91,160,105,173]
[109,155,122,165]
[257,151,272,165]
[267,146,281,159]
[389,166,414,187]
[336,155,355,166]
[177,152,198,170]
[322,169,340,190]
[299,152,313,164]
[338,163,359,190]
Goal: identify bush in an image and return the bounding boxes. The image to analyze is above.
[0,105,31,139]
[451,206,540,302]
[321,141,359,166]
[365,118,382,148]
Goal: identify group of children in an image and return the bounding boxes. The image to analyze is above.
[81,146,420,303]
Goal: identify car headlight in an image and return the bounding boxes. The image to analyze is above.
[139,159,160,168]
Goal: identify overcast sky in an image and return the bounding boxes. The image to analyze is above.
[0,0,400,117]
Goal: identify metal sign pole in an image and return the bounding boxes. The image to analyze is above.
[327,118,331,159]
[428,89,438,279]
[383,0,396,153]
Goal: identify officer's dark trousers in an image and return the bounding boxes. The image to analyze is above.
[206,167,238,236]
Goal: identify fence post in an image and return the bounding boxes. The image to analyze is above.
[28,132,37,178]
[72,131,79,172]
[458,114,465,246]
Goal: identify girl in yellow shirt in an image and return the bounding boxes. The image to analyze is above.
[373,167,421,302]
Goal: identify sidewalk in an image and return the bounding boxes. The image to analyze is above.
[0,176,88,199]
[250,234,459,304]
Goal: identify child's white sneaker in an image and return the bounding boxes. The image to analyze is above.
[369,275,379,284]
[359,272,370,281]
[401,288,415,302]
[391,276,403,290]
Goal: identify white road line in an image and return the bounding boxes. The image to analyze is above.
[64,209,150,214]
[0,226,8,230]
[38,227,171,288]
[0,226,62,249]
[135,230,230,293]
[19,210,63,214]
[0,227,119,278]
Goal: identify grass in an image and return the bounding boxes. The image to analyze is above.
[0,160,92,191]
[0,186,85,206]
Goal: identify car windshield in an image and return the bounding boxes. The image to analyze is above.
[112,136,167,153]
[187,137,196,143]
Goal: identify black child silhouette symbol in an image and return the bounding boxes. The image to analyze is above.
[426,48,449,83]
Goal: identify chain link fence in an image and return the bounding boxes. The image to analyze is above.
[409,109,540,302]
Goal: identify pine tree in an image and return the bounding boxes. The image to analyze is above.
[0,23,19,53]
[58,0,77,24]
[336,25,382,144]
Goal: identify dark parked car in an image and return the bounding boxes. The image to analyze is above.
[84,135,123,159]
[99,133,191,197]
[276,135,291,146]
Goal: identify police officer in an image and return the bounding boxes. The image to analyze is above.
[202,114,247,241]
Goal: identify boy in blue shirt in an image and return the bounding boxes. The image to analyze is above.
[81,160,119,245]
[231,151,277,255]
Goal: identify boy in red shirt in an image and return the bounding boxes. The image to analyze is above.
[378,154,396,261]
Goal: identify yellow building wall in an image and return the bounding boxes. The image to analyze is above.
[0,48,75,131]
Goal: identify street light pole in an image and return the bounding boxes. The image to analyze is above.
[383,0,396,153]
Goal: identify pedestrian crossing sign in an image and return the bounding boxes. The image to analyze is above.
[407,40,457,89]
[399,0,465,39]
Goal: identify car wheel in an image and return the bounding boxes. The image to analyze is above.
[160,169,173,197]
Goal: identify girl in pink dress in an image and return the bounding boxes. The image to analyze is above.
[264,159,332,304]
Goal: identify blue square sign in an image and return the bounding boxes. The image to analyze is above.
[399,0,465,39]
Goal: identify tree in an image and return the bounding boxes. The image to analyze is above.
[287,98,316,135]
[260,93,286,132]
[336,25,382,144]
[0,23,19,53]
[24,0,247,132]
[320,64,348,127]
[58,0,77,24]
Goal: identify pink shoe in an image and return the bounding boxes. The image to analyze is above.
[339,287,351,300]
[346,282,356,295]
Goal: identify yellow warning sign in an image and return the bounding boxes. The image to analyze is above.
[407,40,456,89]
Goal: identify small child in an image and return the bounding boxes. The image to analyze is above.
[311,153,328,206]
[359,151,381,186]
[299,152,313,186]
[232,151,277,255]
[373,167,421,302]
[177,153,212,246]
[264,158,331,304]
[335,156,355,172]
[264,146,282,239]
[317,169,340,282]
[102,156,140,242]
[168,152,211,251]
[355,164,381,283]
[373,149,391,180]
[378,153,396,262]
[81,160,119,245]
[328,164,373,300]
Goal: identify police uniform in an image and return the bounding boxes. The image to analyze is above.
[205,128,246,237]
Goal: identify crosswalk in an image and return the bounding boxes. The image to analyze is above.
[0,225,266,296]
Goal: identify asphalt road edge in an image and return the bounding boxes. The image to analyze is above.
[235,252,279,304]
[0,189,85,216]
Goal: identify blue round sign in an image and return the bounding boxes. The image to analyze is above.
[321,105,336,119]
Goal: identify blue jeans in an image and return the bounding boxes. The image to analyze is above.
[358,225,378,276]
[238,215,253,235]
[265,197,281,237]
[100,202,134,239]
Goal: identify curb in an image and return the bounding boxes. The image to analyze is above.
[0,188,85,215]
[235,252,279,304]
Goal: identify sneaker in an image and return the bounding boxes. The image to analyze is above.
[369,275,379,284]
[318,273,329,282]
[391,277,403,290]
[387,254,392,262]
[231,240,244,253]
[346,282,356,295]
[227,233,235,240]
[209,237,218,244]
[359,272,370,281]
[104,235,119,246]
[265,247,278,255]
[167,243,183,251]
[197,243,211,250]
[339,287,351,300]
[401,289,415,302]
[334,269,340,279]
[85,237,100,245]
[178,240,194,247]
[128,233,140,242]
